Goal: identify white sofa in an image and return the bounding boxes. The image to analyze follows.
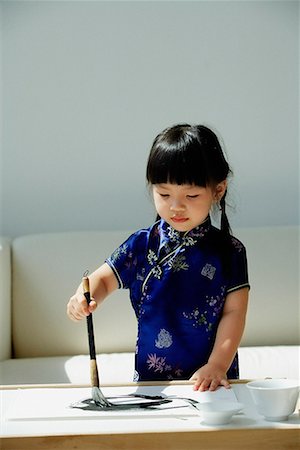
[0,226,299,385]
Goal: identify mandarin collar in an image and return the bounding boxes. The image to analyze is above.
[159,216,211,249]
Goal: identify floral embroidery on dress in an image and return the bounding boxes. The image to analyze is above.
[110,243,128,262]
[174,368,184,377]
[136,292,151,318]
[167,254,189,272]
[136,267,146,281]
[166,226,181,243]
[231,237,243,252]
[142,219,211,288]
[189,224,209,240]
[152,265,163,279]
[124,252,137,269]
[201,263,216,280]
[162,219,210,250]
[146,249,163,279]
[205,286,226,317]
[146,353,183,378]
[183,307,208,327]
[182,235,197,247]
[155,329,173,349]
[147,249,158,265]
[147,353,167,373]
[182,307,213,333]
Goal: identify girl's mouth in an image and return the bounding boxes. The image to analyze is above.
[171,216,189,223]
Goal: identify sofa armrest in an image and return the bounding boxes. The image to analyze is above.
[0,237,12,361]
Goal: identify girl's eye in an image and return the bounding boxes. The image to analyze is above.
[159,193,169,198]
[187,195,199,199]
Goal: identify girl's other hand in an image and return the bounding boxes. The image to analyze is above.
[67,292,97,322]
[189,363,231,392]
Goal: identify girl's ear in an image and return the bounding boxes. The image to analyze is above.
[214,180,227,201]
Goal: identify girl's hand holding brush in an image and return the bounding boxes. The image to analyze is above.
[67,289,98,322]
[67,264,118,322]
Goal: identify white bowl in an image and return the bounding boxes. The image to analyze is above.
[195,401,244,425]
[247,379,300,421]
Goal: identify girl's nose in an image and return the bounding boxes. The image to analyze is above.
[170,199,185,212]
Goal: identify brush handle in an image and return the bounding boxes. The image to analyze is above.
[90,359,100,388]
[83,277,97,362]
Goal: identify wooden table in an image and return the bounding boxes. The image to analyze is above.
[1,381,299,450]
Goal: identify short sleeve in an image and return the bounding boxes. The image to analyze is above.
[105,230,148,289]
[226,237,250,294]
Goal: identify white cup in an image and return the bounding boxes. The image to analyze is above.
[195,401,244,425]
[247,379,300,421]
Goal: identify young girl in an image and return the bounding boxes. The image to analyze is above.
[67,123,250,392]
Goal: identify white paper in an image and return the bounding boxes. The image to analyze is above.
[5,385,237,421]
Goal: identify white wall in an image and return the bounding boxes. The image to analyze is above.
[1,0,299,237]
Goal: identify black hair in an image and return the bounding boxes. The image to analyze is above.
[146,123,232,235]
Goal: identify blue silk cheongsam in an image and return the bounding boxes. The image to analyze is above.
[106,217,250,382]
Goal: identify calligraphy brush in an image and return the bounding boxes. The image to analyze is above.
[81,275,172,411]
[82,274,112,407]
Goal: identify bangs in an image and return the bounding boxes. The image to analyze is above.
[147,143,210,187]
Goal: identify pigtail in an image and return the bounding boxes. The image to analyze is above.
[219,191,233,278]
[220,191,232,236]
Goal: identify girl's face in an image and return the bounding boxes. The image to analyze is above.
[152,182,226,232]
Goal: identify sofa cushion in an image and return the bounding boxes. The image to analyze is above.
[0,353,135,385]
[11,231,137,358]
[0,346,298,385]
[238,345,299,380]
